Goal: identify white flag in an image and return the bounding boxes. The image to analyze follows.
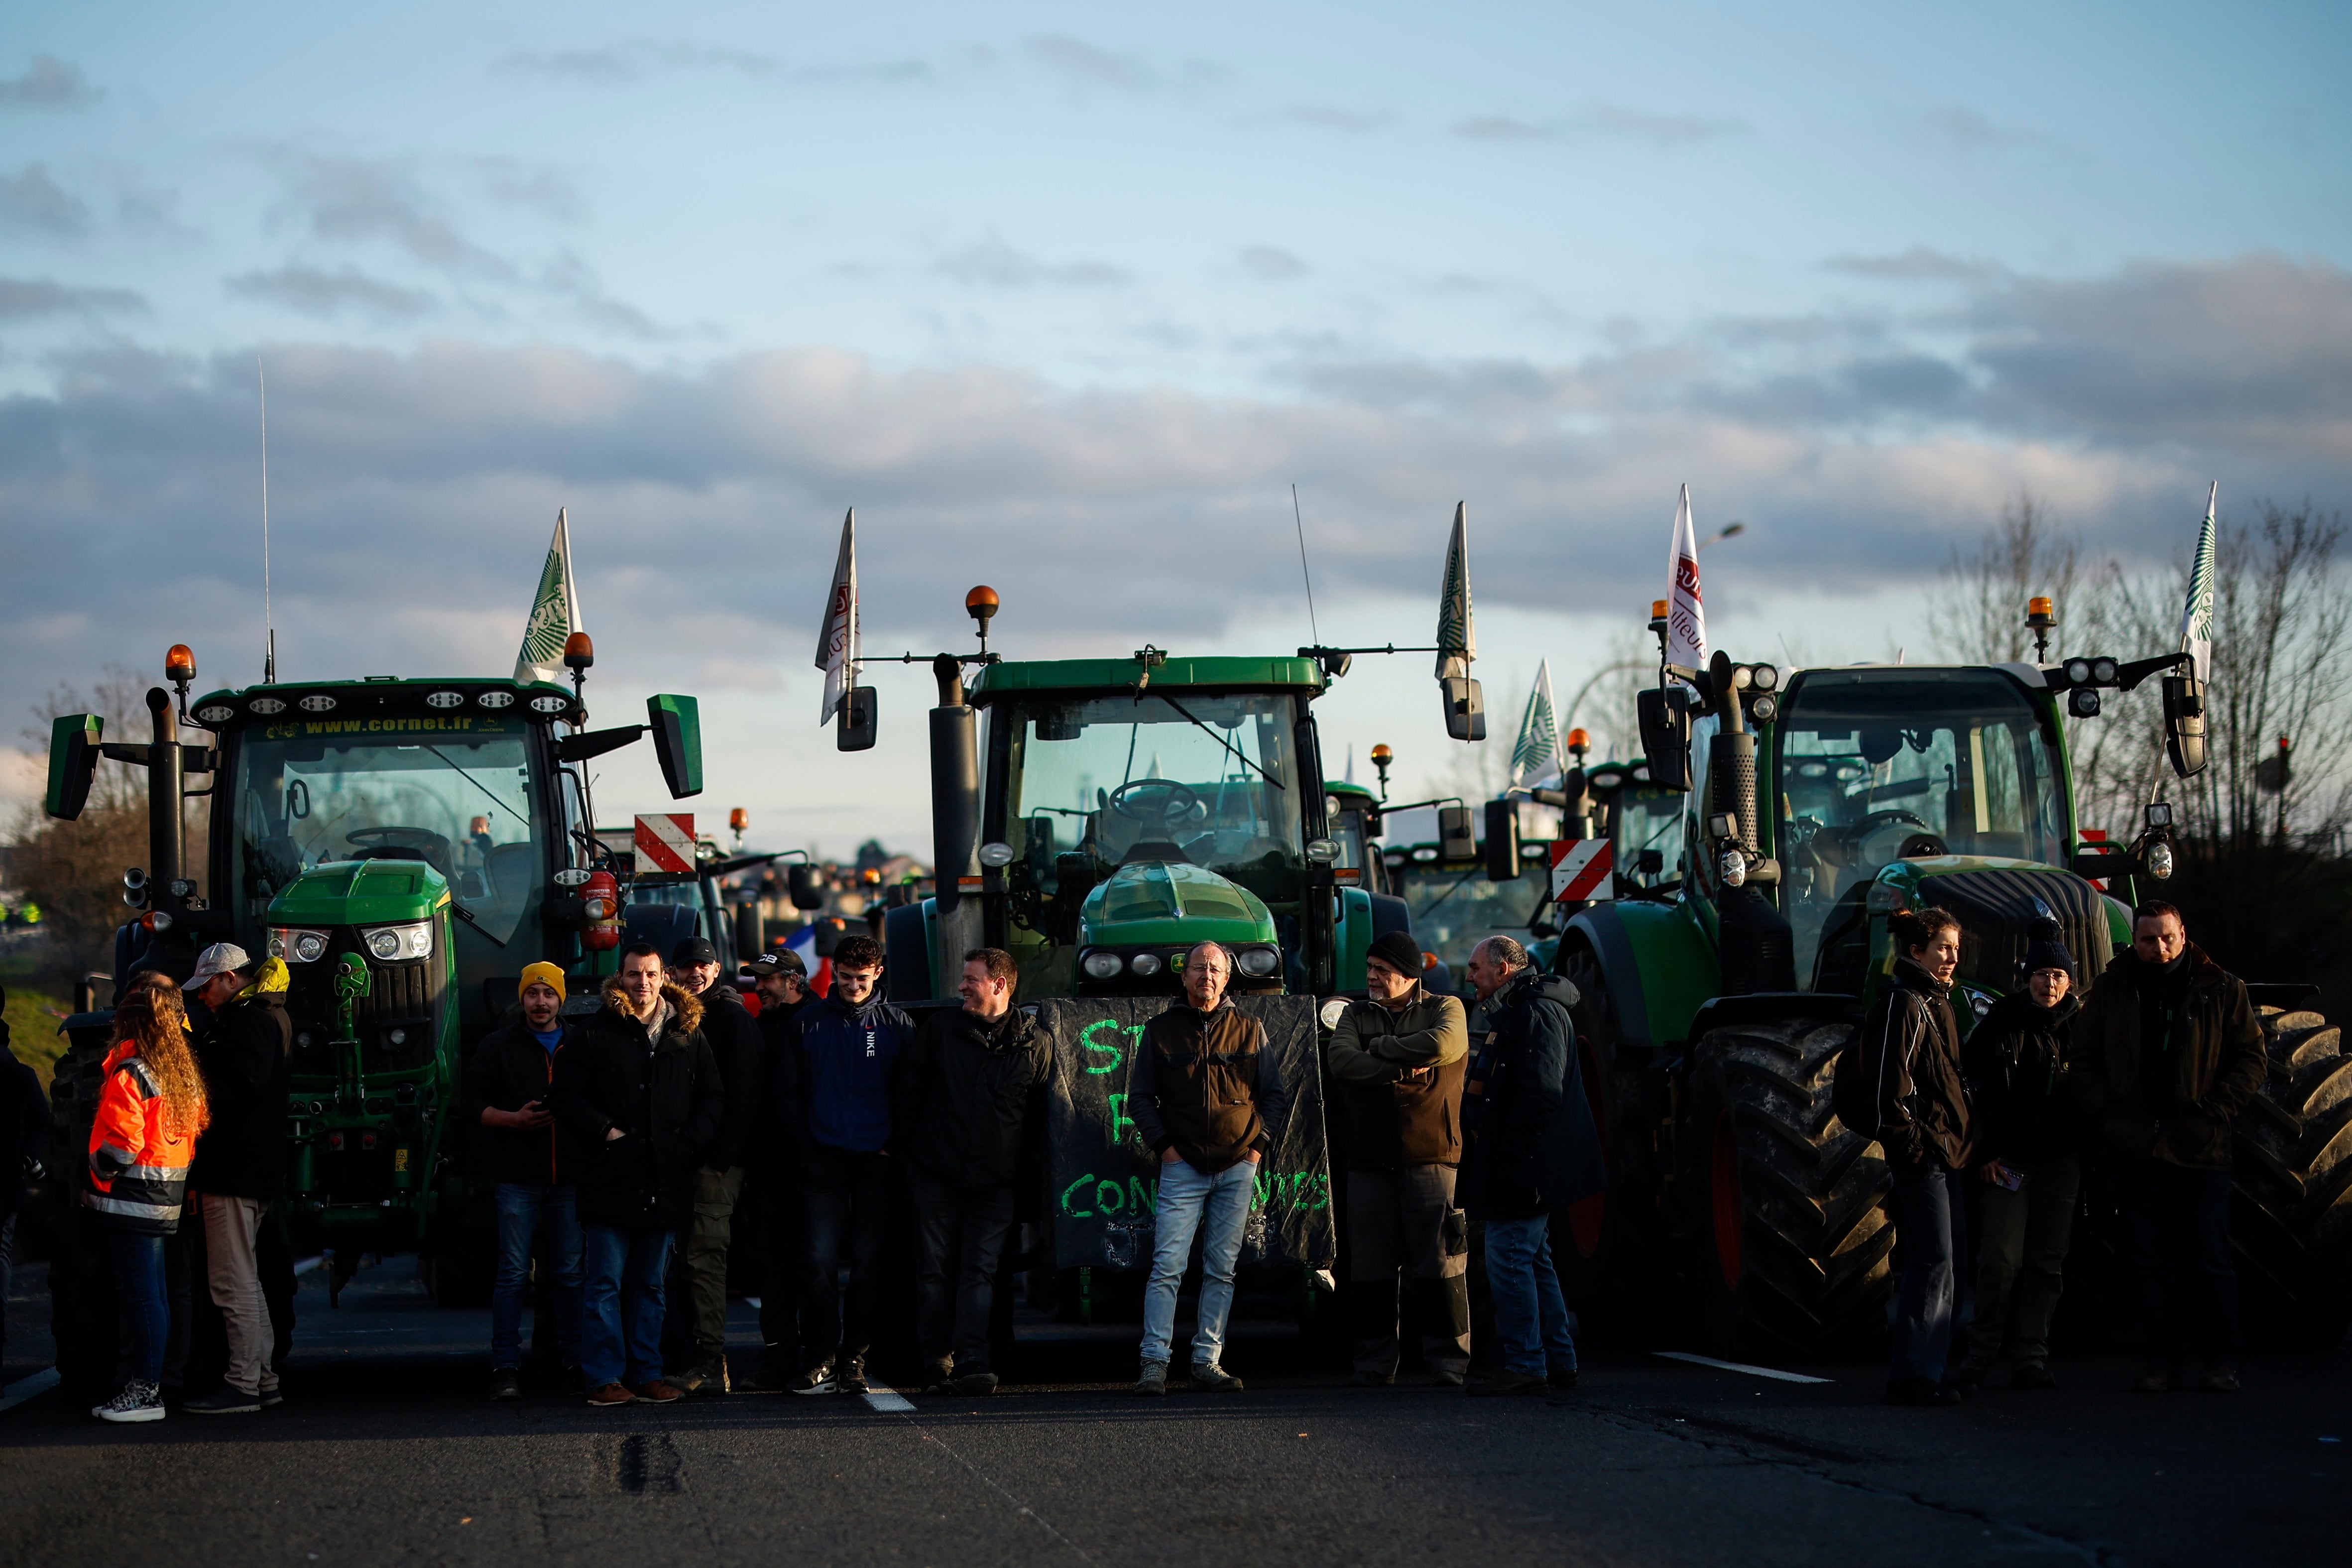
[2178,482,2217,682]
[1510,659,1562,789]
[513,508,584,685]
[814,509,859,724]
[1665,484,1708,673]
[1434,501,1476,679]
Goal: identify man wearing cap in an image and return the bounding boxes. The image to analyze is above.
[462,962,585,1400]
[181,943,293,1415]
[1326,931,1472,1387]
[744,949,815,1389]
[657,937,765,1396]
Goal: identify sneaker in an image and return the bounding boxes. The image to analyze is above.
[1190,1362,1245,1393]
[587,1382,636,1408]
[185,1386,263,1415]
[1547,1367,1581,1392]
[790,1364,838,1396]
[952,1368,999,1397]
[630,1380,684,1404]
[836,1355,869,1396]
[488,1368,523,1403]
[1351,1370,1396,1388]
[920,1359,956,1396]
[1466,1370,1546,1397]
[2011,1362,2057,1391]
[2132,1364,2180,1393]
[95,1381,165,1424]
[2198,1365,2241,1393]
[669,1362,729,1398]
[1429,1367,1465,1388]
[260,1386,284,1408]
[1134,1359,1169,1397]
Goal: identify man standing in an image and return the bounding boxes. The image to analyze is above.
[744,949,813,1390]
[462,962,584,1400]
[0,989,48,1378]
[892,948,1047,1396]
[556,942,722,1408]
[1326,931,1471,1387]
[181,943,292,1416]
[664,936,764,1397]
[1128,941,1291,1396]
[791,934,912,1395]
[1458,936,1602,1397]
[2074,900,2266,1392]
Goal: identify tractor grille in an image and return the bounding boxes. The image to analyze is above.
[1917,869,2113,993]
[285,943,445,1076]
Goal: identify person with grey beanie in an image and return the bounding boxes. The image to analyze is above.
[1954,930,2084,1392]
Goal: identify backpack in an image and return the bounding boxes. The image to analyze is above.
[1830,993,1919,1140]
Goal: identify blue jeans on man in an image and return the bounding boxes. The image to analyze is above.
[1888,1160,1970,1388]
[492,1182,584,1371]
[2120,1160,2238,1364]
[581,1225,674,1389]
[1483,1215,1577,1376]
[1140,1158,1256,1369]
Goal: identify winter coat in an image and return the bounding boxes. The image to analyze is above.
[891,1005,1050,1189]
[755,998,812,1179]
[1128,1001,1292,1175]
[1459,971,1605,1221]
[2072,943,2265,1169]
[85,1040,200,1234]
[696,982,766,1172]
[0,1031,45,1221]
[461,1017,575,1186]
[797,992,915,1154]
[1962,990,2082,1166]
[1856,957,1973,1169]
[554,981,724,1229]
[188,968,293,1200]
[1325,986,1469,1170]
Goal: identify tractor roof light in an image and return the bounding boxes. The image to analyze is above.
[1649,599,1669,629]
[2064,658,2093,686]
[165,644,197,685]
[564,631,594,672]
[1750,693,1779,722]
[978,841,1016,868]
[2026,597,2056,627]
[1750,663,1779,691]
[2145,800,2174,829]
[2068,689,2103,718]
[1370,744,1393,765]
[1565,727,1591,755]
[2091,656,2119,684]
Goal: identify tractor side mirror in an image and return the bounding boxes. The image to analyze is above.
[787,864,826,910]
[1483,799,1521,881]
[2162,675,2207,778]
[1441,676,1487,742]
[836,686,878,753]
[1637,688,1691,792]
[647,695,704,799]
[45,713,103,821]
[1437,805,1477,862]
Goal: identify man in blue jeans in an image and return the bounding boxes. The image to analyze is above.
[461,963,586,1400]
[1459,936,1604,1397]
[1127,942,1290,1396]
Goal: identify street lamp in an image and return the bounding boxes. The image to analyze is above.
[1699,521,1747,551]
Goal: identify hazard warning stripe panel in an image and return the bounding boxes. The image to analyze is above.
[635,813,697,874]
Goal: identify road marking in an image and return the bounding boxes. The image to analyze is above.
[1655,1351,1833,1385]
[0,1367,61,1413]
[863,1383,915,1412]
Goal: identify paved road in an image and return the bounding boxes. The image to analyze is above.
[3,1258,2345,1567]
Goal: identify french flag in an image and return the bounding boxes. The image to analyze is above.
[787,924,832,998]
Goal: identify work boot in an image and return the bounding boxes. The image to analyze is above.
[952,1367,999,1396]
[94,1381,165,1424]
[587,1383,636,1408]
[790,1363,838,1396]
[671,1361,729,1397]
[1466,1369,1545,1397]
[2011,1362,2057,1390]
[631,1380,683,1404]
[836,1354,869,1396]
[2198,1364,2242,1393]
[487,1368,523,1403]
[921,1359,956,1396]
[1134,1359,1169,1397]
[186,1386,263,1415]
[1190,1361,1244,1393]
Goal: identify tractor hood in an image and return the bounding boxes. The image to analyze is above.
[268,858,451,929]
[1080,860,1276,947]
[1868,854,2120,993]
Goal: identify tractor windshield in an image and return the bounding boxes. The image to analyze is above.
[999,692,1305,877]
[1608,784,1686,892]
[227,717,548,944]
[1391,861,1544,985]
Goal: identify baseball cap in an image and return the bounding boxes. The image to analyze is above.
[671,937,722,968]
[184,942,253,991]
[745,950,807,979]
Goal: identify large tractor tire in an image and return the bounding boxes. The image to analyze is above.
[1682,1017,1895,1360]
[1554,948,1684,1336]
[2232,1003,2352,1348]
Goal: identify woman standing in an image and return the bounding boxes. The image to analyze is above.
[1858,908,1974,1407]
[86,986,209,1423]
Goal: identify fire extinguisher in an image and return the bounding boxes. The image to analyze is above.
[582,868,621,952]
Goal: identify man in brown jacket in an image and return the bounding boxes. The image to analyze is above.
[2073,900,2266,1391]
[1327,930,1470,1386]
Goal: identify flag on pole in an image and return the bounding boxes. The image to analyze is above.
[513,508,584,685]
[1435,501,1476,679]
[2178,482,2217,682]
[1510,658,1562,789]
[1665,484,1707,673]
[814,509,859,724]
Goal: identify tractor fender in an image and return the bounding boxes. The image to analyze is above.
[1562,899,1720,1051]
[884,899,938,1005]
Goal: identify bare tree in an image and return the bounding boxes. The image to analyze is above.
[1931,491,2084,665]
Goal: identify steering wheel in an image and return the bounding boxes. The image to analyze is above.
[346,826,454,868]
[1107,779,1200,824]
[1841,809,1935,866]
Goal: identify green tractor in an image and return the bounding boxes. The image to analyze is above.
[43,645,705,1306]
[1550,626,2350,1357]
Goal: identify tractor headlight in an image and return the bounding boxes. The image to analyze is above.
[270,927,331,964]
[2064,658,2093,686]
[1129,952,1165,977]
[361,922,433,962]
[2068,689,2102,718]
[1081,950,1125,981]
[1751,663,1779,692]
[1234,946,1281,979]
[1718,850,1748,888]
[2145,841,2175,880]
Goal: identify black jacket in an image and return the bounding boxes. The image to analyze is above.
[554,981,724,1229]
[2073,944,2266,1169]
[1459,972,1606,1222]
[1963,990,2082,1166]
[755,997,813,1179]
[0,1028,45,1220]
[695,982,766,1173]
[891,1006,1050,1189]
[461,1017,575,1186]
[1857,958,1973,1169]
[188,991,292,1200]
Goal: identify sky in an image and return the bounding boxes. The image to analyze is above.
[3,1,2348,856]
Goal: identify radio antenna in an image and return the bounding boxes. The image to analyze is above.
[259,356,276,684]
[1292,483,1320,646]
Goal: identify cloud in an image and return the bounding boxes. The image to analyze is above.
[0,54,98,109]
[1911,106,2076,158]
[1826,248,2006,284]
[267,154,514,280]
[1023,34,1219,94]
[473,160,588,224]
[0,277,145,320]
[0,163,92,237]
[1237,246,1308,282]
[937,237,1132,290]
[228,266,435,320]
[1452,105,1747,147]
[493,39,933,88]
[1252,103,1395,133]
[539,252,683,340]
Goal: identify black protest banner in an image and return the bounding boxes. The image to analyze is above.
[1039,996,1333,1273]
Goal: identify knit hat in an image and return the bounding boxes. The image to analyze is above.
[2021,936,2075,983]
[1367,930,1427,981]
[518,961,567,1002]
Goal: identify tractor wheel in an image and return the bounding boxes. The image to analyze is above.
[1555,948,1681,1335]
[1681,1016,1895,1360]
[2231,1004,2352,1348]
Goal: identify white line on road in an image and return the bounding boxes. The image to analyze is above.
[1655,1351,1833,1385]
[862,1383,915,1412]
[0,1367,61,1413]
